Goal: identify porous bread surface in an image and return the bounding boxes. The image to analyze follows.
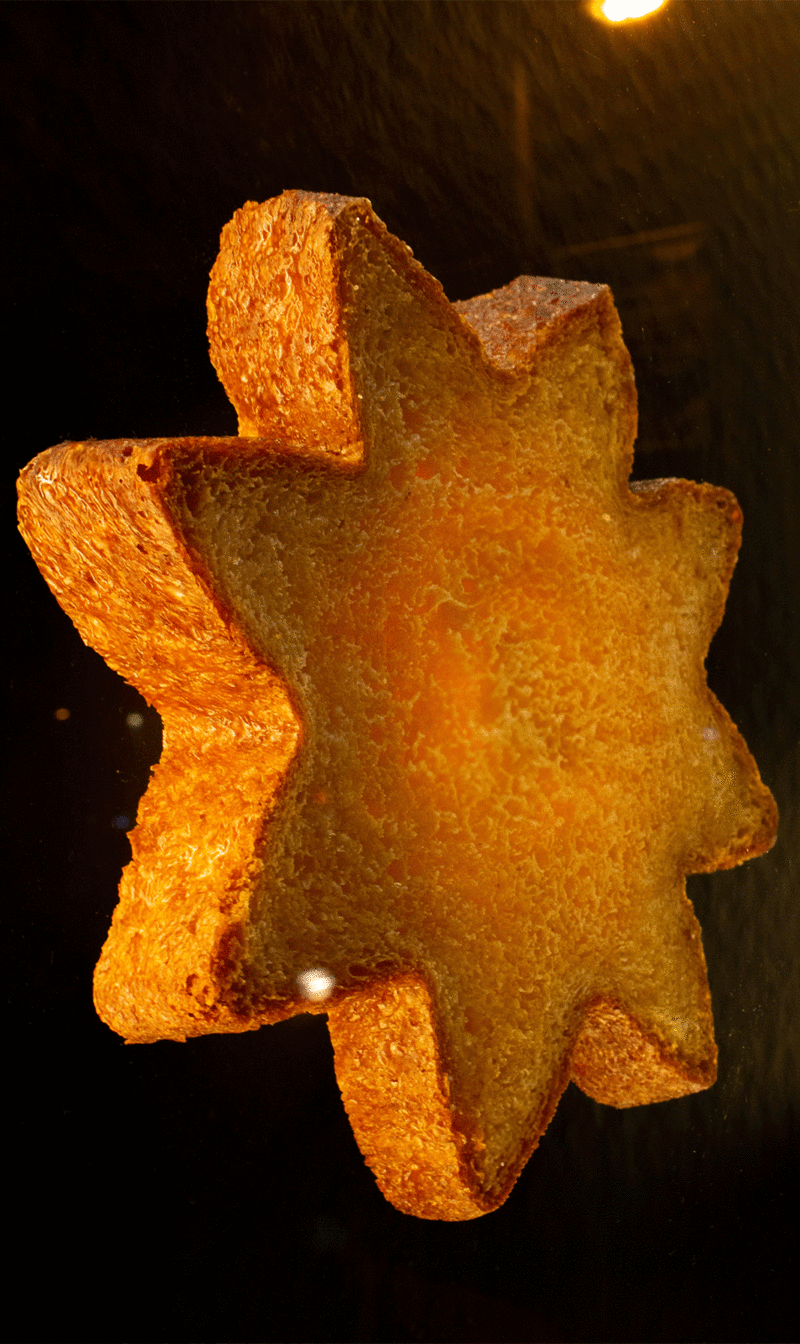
[17,191,777,1218]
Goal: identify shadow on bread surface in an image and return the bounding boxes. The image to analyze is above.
[16,191,777,1220]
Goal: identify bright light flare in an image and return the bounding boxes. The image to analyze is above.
[597,0,666,20]
[297,967,336,1002]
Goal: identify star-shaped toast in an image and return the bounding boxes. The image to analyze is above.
[18,191,777,1219]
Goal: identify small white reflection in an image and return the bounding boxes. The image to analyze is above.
[297,967,336,1002]
[700,725,720,742]
[112,814,132,830]
[126,712,144,729]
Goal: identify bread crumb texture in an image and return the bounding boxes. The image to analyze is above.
[17,191,777,1219]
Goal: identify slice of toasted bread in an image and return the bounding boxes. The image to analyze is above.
[17,191,777,1218]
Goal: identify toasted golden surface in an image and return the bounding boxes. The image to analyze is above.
[17,191,777,1218]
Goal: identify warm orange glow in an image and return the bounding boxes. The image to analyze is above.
[592,0,666,21]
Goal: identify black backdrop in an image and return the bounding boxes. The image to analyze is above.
[4,3,798,1341]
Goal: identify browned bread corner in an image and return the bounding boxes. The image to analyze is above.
[17,191,777,1218]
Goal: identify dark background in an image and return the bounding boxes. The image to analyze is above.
[4,3,798,1341]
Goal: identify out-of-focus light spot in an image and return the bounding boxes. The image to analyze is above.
[297,967,336,1002]
[595,0,665,20]
[126,711,144,729]
[700,725,720,743]
[112,814,132,830]
[54,707,71,721]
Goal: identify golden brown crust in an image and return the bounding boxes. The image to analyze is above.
[570,997,716,1108]
[329,973,577,1218]
[18,437,300,1041]
[17,190,777,1218]
[454,275,610,369]
[328,975,487,1220]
